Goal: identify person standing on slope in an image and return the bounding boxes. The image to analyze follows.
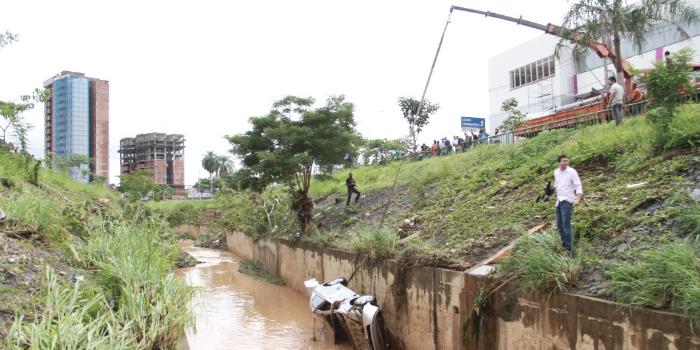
[553,154,583,256]
[346,172,360,206]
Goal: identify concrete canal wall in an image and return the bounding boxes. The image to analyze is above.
[226,231,700,350]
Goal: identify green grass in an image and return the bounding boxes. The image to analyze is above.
[499,231,583,294]
[351,227,397,259]
[608,240,700,327]
[305,105,700,260]
[312,104,700,198]
[0,149,194,349]
[148,199,215,212]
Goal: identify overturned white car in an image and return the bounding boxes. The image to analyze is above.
[305,277,387,350]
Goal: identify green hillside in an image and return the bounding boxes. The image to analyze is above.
[0,151,193,348]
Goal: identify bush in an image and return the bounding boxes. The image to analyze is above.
[214,187,295,239]
[608,240,700,327]
[351,227,397,259]
[5,269,135,350]
[164,202,201,226]
[6,218,195,349]
[499,231,582,294]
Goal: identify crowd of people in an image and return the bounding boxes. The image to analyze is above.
[418,128,500,157]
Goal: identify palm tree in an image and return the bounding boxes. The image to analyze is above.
[559,0,698,88]
[216,155,235,177]
[201,151,220,194]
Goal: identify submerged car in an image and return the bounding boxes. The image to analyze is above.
[305,277,387,350]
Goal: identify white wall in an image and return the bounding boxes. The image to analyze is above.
[490,31,700,133]
[488,35,576,132]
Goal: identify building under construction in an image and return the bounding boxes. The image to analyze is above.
[119,133,185,195]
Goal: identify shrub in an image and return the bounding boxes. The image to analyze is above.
[640,48,695,149]
[164,202,201,226]
[4,269,135,350]
[608,240,700,327]
[351,227,397,259]
[499,231,582,294]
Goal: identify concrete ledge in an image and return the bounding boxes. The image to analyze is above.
[226,231,700,350]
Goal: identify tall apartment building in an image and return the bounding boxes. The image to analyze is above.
[118,133,185,195]
[44,71,109,183]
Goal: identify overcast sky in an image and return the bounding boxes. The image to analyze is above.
[0,0,571,185]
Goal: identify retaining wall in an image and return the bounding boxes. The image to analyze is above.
[226,231,700,350]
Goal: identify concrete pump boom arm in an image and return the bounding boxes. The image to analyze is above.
[449,5,632,79]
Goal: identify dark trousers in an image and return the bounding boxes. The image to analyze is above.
[556,201,574,255]
[347,186,360,205]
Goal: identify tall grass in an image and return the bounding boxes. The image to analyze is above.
[5,269,135,350]
[4,218,194,349]
[608,240,700,327]
[499,231,583,294]
[351,227,397,259]
[0,190,66,239]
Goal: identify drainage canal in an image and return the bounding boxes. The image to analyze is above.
[177,240,350,350]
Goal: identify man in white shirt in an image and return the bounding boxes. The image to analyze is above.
[554,154,583,255]
[607,76,625,126]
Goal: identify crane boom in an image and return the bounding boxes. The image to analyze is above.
[449,5,631,78]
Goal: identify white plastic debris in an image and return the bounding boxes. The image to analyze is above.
[626,182,647,189]
[304,278,320,288]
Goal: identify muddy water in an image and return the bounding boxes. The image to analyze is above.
[177,240,349,350]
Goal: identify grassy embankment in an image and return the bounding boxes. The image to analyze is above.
[155,105,700,322]
[314,104,700,324]
[0,150,193,348]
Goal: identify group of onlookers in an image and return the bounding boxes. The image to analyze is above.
[418,128,493,156]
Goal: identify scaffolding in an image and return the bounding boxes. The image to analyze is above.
[118,133,185,193]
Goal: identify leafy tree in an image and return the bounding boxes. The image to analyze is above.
[558,0,698,86]
[359,138,409,165]
[193,177,224,193]
[0,89,47,159]
[227,95,361,234]
[640,48,694,148]
[498,98,527,132]
[216,154,235,176]
[201,151,220,194]
[55,155,92,181]
[397,97,439,150]
[118,169,160,202]
[0,30,17,48]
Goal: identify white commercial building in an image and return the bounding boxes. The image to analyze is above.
[487,8,700,132]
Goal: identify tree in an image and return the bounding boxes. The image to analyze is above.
[397,97,439,150]
[227,95,361,234]
[0,89,48,166]
[359,138,409,165]
[498,98,527,132]
[0,31,17,48]
[640,48,694,148]
[118,169,160,202]
[216,154,235,176]
[558,0,698,88]
[55,155,92,180]
[201,151,220,194]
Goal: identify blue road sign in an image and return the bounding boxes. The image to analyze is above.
[460,117,485,128]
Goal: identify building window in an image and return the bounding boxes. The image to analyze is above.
[510,55,556,89]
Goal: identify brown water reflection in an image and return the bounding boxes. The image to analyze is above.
[177,240,349,350]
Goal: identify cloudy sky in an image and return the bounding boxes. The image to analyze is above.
[0,0,570,185]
